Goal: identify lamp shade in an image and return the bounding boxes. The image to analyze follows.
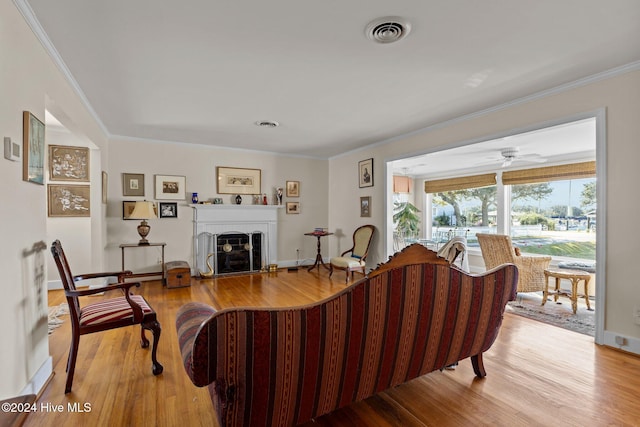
[393,176,412,194]
[129,201,156,219]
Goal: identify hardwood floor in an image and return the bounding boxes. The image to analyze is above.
[26,269,640,427]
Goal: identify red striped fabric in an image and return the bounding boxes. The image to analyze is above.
[80,295,152,326]
[176,262,518,427]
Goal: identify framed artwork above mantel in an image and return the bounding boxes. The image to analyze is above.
[217,167,261,195]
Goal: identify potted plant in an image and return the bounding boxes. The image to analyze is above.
[393,201,421,240]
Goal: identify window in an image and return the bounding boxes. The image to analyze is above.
[509,178,596,260]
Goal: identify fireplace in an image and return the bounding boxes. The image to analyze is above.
[197,232,263,275]
[192,205,279,277]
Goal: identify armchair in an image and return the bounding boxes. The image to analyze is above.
[50,240,163,393]
[476,233,551,293]
[329,225,375,282]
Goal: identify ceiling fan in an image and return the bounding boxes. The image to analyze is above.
[497,147,547,167]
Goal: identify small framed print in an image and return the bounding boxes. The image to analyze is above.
[155,174,186,200]
[159,202,178,218]
[123,173,145,197]
[360,196,371,217]
[286,202,300,214]
[358,158,373,188]
[286,181,300,197]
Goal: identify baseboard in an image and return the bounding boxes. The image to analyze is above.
[276,258,328,269]
[20,356,53,397]
[48,277,110,291]
[603,330,640,355]
[48,279,62,290]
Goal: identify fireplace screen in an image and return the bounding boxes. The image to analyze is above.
[196,231,263,276]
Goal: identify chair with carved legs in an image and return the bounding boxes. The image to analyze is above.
[329,225,376,283]
[50,240,163,393]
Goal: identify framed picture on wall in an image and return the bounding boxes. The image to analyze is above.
[286,180,300,197]
[155,174,186,200]
[122,173,145,196]
[217,167,261,195]
[360,196,371,217]
[159,202,178,218]
[286,202,300,214]
[101,171,108,204]
[48,184,90,217]
[358,158,373,188]
[23,111,45,185]
[49,145,90,181]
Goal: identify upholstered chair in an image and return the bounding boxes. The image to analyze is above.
[476,233,551,293]
[329,225,375,282]
[50,240,163,393]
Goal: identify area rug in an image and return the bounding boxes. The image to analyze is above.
[48,303,69,335]
[506,292,595,336]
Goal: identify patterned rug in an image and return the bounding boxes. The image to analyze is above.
[48,303,69,335]
[506,292,595,336]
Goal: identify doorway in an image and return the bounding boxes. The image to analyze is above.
[385,111,605,343]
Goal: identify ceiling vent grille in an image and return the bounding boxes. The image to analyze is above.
[366,17,411,44]
[255,120,279,128]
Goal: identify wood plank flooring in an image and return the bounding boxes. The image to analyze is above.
[26,268,640,426]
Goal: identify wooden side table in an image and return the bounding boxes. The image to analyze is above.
[543,268,592,314]
[120,242,166,279]
[304,231,333,271]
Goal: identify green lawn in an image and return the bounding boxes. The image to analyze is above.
[514,239,596,260]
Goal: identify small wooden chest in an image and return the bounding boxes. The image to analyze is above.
[164,261,191,288]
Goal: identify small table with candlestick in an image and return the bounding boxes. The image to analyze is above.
[304,231,333,272]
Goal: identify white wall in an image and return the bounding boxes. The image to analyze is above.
[106,139,329,272]
[0,1,108,399]
[45,125,101,285]
[329,69,640,348]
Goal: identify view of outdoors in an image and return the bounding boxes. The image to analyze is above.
[426,177,596,261]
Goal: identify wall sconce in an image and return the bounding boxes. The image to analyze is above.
[129,201,156,245]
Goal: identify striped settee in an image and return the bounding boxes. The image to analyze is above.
[176,244,518,426]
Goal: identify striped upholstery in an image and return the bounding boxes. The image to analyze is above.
[80,295,153,326]
[176,257,518,426]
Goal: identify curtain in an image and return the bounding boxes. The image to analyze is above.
[502,161,596,185]
[424,173,496,193]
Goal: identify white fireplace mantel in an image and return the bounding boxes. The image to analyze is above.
[191,204,281,274]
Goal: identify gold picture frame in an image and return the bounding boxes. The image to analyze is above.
[360,196,371,217]
[217,167,261,195]
[23,111,45,185]
[286,180,300,197]
[49,145,90,181]
[48,184,90,217]
[286,202,300,214]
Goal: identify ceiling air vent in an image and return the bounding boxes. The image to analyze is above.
[255,120,279,128]
[366,17,411,44]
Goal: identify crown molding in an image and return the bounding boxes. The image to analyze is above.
[13,0,109,137]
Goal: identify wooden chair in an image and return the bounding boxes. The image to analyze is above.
[50,240,163,393]
[476,233,551,293]
[329,225,375,282]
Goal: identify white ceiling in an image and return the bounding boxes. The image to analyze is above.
[390,117,596,178]
[19,0,640,159]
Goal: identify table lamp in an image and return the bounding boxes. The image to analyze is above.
[129,200,156,245]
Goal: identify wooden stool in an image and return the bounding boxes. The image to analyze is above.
[543,268,592,314]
